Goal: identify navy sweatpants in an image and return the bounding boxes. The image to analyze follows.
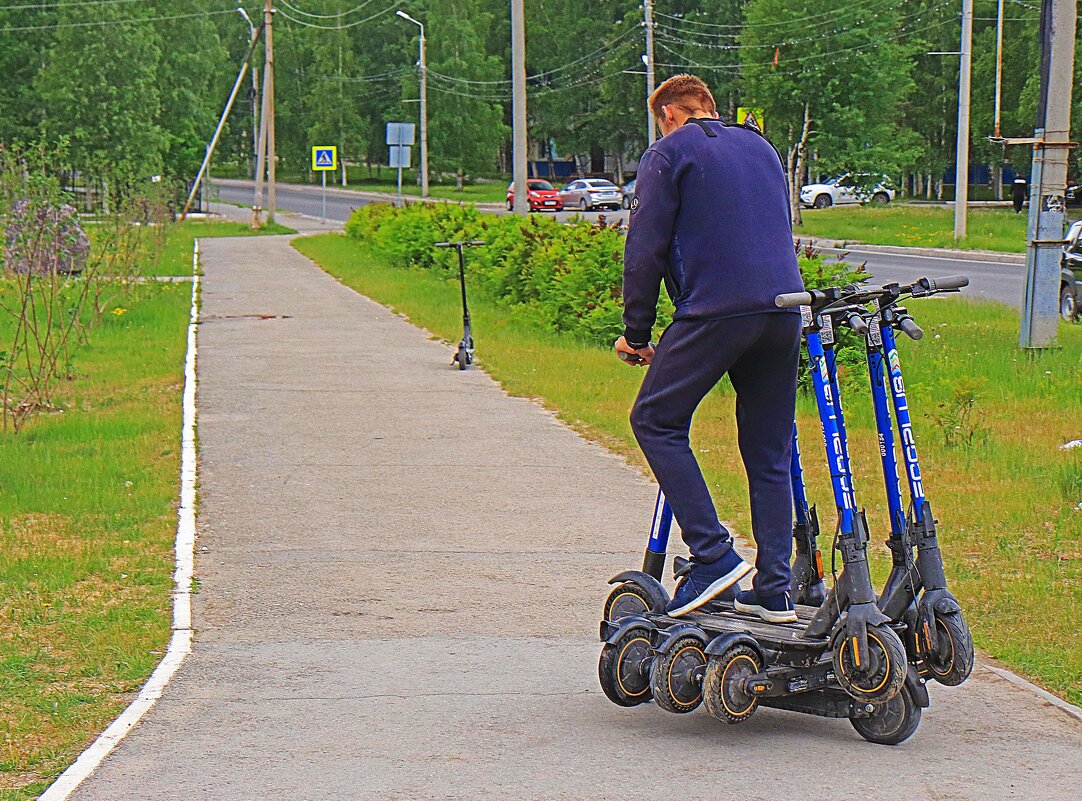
[630,312,801,598]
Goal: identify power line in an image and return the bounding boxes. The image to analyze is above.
[0,6,237,32]
[276,0,380,20]
[276,2,396,29]
[654,0,897,30]
[0,0,150,10]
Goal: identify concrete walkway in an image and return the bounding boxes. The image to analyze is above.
[70,226,1081,801]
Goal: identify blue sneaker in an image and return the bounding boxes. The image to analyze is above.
[666,549,753,617]
[734,589,798,623]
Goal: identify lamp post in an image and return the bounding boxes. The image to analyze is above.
[396,10,429,198]
[237,5,260,180]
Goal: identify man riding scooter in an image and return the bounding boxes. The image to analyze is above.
[615,74,806,622]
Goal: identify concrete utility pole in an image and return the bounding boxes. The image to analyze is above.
[238,6,260,178]
[252,0,276,228]
[993,0,1004,139]
[396,10,429,198]
[953,0,973,241]
[645,0,656,147]
[1020,0,1077,348]
[511,0,529,215]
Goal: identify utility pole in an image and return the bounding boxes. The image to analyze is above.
[266,0,276,225]
[1020,0,1077,348]
[180,24,264,220]
[238,6,260,179]
[251,1,272,228]
[644,0,656,147]
[953,0,973,241]
[396,10,429,198]
[511,0,528,215]
[993,0,1004,138]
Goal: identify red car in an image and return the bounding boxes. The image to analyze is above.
[506,180,563,212]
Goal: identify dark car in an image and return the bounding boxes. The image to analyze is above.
[1061,220,1082,322]
[506,180,563,212]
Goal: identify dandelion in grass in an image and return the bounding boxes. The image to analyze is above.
[112,307,128,316]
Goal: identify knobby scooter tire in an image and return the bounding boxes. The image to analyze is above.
[603,582,654,623]
[598,627,654,707]
[833,624,907,704]
[650,635,707,714]
[456,347,468,370]
[703,645,762,724]
[922,610,975,687]
[849,683,922,745]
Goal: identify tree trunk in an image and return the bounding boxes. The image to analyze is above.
[455,169,464,191]
[787,103,812,228]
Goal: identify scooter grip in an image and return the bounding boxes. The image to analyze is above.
[927,274,969,291]
[776,291,813,308]
[845,312,869,336]
[899,318,924,340]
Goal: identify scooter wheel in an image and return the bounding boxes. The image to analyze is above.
[849,683,922,745]
[650,635,706,714]
[833,624,907,704]
[922,611,974,687]
[703,645,762,724]
[598,627,654,707]
[603,582,654,622]
[456,348,468,370]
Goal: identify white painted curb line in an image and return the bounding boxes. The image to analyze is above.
[39,241,202,800]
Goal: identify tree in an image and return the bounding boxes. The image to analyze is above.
[35,3,165,181]
[741,0,919,223]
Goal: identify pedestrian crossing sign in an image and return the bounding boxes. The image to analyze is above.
[312,146,337,171]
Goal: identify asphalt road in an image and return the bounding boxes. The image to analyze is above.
[67,223,1082,800]
[212,178,1028,309]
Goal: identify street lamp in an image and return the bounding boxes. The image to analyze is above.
[396,9,429,198]
[237,5,260,180]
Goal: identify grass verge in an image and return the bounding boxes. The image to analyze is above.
[295,232,1082,707]
[795,205,1035,253]
[0,219,269,798]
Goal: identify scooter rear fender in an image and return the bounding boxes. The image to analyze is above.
[607,570,670,612]
[704,632,764,663]
[652,623,708,655]
[600,614,657,645]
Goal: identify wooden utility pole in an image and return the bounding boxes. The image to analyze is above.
[511,0,528,215]
[252,0,276,228]
[1020,0,1077,348]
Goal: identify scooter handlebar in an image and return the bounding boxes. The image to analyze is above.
[775,291,814,309]
[845,311,869,336]
[898,317,924,340]
[922,274,969,292]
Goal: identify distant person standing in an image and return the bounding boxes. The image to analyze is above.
[1011,176,1028,213]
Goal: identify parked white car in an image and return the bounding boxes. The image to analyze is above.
[800,174,895,208]
[559,178,623,211]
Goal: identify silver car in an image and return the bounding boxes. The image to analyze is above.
[559,178,623,211]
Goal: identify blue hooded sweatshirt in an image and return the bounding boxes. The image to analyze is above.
[621,117,805,346]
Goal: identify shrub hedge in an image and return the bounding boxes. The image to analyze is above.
[344,202,865,352]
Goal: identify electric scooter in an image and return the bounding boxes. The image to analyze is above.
[599,302,911,743]
[434,239,484,370]
[856,279,976,687]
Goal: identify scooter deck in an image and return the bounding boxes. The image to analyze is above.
[653,601,829,649]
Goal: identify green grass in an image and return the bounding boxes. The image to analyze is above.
[296,232,1082,707]
[795,205,1034,253]
[0,222,265,797]
[150,220,295,277]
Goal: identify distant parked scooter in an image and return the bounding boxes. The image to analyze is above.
[435,240,485,370]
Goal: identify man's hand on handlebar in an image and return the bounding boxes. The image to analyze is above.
[615,336,655,366]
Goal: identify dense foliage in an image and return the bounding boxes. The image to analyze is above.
[1,1,1078,190]
[344,202,865,357]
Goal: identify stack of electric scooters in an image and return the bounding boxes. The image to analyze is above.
[598,274,975,745]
